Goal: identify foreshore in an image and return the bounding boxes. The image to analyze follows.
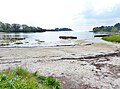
[0,38,120,89]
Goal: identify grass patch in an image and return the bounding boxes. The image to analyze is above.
[0,67,61,89]
[0,38,25,42]
[0,43,10,46]
[102,34,120,43]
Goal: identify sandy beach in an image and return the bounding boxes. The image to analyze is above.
[0,38,120,89]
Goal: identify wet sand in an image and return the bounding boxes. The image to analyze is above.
[0,38,120,89]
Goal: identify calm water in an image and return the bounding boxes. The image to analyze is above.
[0,31,95,47]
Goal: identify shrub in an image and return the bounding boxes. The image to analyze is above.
[0,67,61,89]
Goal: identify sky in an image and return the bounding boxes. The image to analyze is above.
[0,0,120,31]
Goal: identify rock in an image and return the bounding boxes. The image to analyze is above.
[59,36,77,39]
[94,34,110,37]
[117,73,120,76]
[84,43,92,45]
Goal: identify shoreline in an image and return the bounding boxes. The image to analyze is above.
[0,37,119,48]
[0,38,120,89]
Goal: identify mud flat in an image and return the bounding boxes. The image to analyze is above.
[0,38,120,89]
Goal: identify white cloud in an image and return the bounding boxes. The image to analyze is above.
[73,0,120,30]
[0,0,120,30]
[91,0,120,14]
[0,0,84,29]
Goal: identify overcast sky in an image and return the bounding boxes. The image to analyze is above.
[0,0,120,30]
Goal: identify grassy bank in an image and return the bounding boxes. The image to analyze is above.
[102,34,120,43]
[0,67,60,89]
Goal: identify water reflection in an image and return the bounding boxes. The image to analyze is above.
[0,33,27,38]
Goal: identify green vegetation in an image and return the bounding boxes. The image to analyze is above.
[0,21,46,32]
[0,67,61,89]
[0,38,25,46]
[14,42,23,44]
[93,23,120,33]
[0,43,10,46]
[0,21,72,33]
[54,28,72,31]
[102,34,120,43]
[0,38,25,42]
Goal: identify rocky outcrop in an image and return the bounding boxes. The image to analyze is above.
[59,36,77,39]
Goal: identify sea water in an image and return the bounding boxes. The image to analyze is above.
[0,31,95,47]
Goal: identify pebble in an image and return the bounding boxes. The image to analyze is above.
[117,73,120,76]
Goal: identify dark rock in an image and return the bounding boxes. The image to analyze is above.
[59,36,77,39]
[94,34,110,37]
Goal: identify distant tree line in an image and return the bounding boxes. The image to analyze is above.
[93,23,120,33]
[0,21,72,33]
[56,28,72,31]
[0,21,46,32]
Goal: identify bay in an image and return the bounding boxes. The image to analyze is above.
[0,31,95,47]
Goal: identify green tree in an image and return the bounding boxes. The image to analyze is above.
[0,21,4,31]
[111,27,118,32]
[11,24,21,32]
[1,23,11,32]
[114,23,120,30]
